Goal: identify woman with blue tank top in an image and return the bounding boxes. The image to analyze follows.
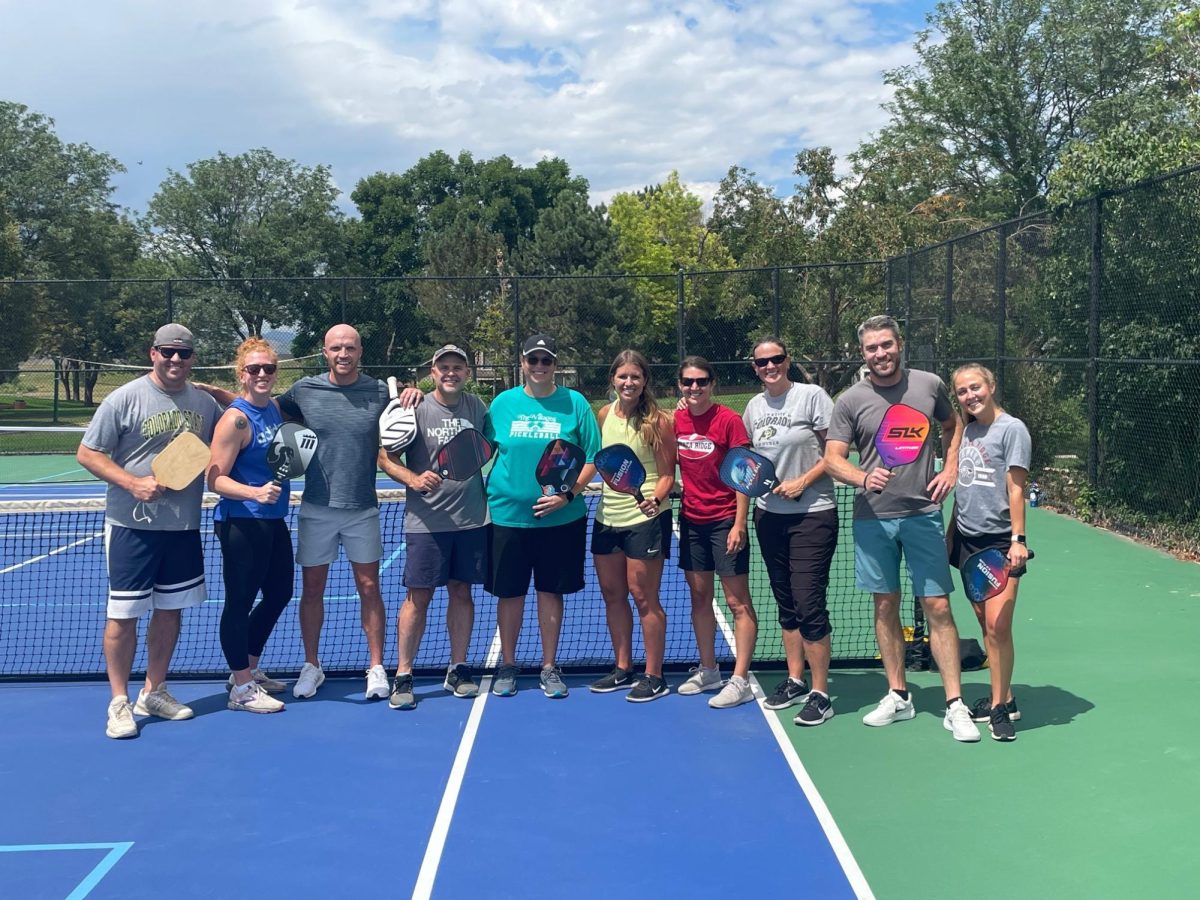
[208,338,294,714]
[589,350,676,703]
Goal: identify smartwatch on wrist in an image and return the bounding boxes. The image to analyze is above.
[1011,533,1026,544]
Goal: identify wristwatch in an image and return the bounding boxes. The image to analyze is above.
[1011,533,1026,544]
[565,488,576,502]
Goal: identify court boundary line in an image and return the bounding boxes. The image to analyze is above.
[0,531,102,576]
[711,598,874,899]
[0,841,134,899]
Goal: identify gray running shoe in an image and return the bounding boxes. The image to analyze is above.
[227,668,287,694]
[708,675,754,708]
[133,684,194,720]
[492,664,520,697]
[539,665,568,699]
[106,695,138,739]
[589,666,635,693]
[444,664,479,698]
[678,665,722,695]
[389,673,417,710]
[227,682,285,714]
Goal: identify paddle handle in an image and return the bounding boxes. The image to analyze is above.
[387,376,399,399]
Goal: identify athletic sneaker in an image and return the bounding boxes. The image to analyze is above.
[492,664,520,697]
[228,681,285,714]
[678,665,722,695]
[943,699,982,742]
[989,704,1017,742]
[293,662,325,699]
[227,669,286,694]
[366,665,390,700]
[709,675,753,708]
[862,690,916,727]
[539,665,568,699]
[589,666,635,693]
[444,664,479,698]
[106,695,137,739]
[627,674,670,703]
[133,684,194,720]
[970,696,1021,723]
[389,674,417,710]
[794,691,835,726]
[763,677,810,710]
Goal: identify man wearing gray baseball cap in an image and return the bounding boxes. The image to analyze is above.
[76,323,221,739]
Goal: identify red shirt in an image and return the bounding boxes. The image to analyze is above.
[674,404,751,524]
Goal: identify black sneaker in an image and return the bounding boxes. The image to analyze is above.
[970,696,1021,723]
[444,664,479,698]
[763,677,810,710]
[989,704,1016,742]
[793,691,834,726]
[389,674,416,710]
[589,666,635,693]
[626,674,670,703]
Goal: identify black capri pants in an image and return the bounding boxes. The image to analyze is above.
[754,506,838,641]
[215,517,294,672]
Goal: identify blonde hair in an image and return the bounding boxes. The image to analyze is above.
[951,363,1003,423]
[609,349,667,449]
[234,337,278,373]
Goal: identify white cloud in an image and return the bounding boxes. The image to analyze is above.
[0,0,933,215]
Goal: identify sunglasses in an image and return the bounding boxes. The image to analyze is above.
[526,355,556,366]
[752,353,787,368]
[679,376,712,388]
[243,363,277,376]
[155,346,193,360]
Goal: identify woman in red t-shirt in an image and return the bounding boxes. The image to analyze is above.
[673,356,759,708]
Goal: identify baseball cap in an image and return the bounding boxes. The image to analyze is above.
[432,344,470,364]
[521,334,557,358]
[152,324,194,349]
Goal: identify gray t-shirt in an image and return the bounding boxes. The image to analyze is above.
[828,368,954,520]
[955,413,1032,536]
[279,373,389,510]
[743,383,836,514]
[402,392,490,534]
[81,375,220,530]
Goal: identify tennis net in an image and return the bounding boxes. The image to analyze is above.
[0,487,914,680]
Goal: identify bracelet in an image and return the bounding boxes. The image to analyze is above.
[565,488,576,502]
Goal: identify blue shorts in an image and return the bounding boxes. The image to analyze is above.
[105,525,207,619]
[852,510,954,597]
[403,527,487,589]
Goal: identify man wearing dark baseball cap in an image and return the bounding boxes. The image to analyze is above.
[76,323,221,738]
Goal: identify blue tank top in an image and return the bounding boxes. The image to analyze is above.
[214,398,290,520]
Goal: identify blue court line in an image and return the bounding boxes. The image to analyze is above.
[0,842,134,899]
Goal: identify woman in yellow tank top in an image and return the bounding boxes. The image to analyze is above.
[589,350,677,702]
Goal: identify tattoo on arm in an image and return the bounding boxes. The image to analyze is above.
[234,416,247,431]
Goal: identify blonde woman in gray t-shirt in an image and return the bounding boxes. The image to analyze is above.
[950,363,1032,742]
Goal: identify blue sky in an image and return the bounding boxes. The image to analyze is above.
[0,0,937,216]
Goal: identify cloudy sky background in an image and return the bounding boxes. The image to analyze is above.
[0,0,936,215]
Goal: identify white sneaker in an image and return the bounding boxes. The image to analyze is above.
[677,665,722,695]
[708,675,754,708]
[365,665,390,700]
[228,681,286,714]
[944,699,982,743]
[862,690,916,727]
[293,662,325,699]
[227,668,287,694]
[106,695,137,739]
[133,684,194,720]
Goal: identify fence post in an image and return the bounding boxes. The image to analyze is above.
[676,271,686,360]
[52,356,60,424]
[828,278,838,359]
[944,242,954,328]
[903,250,913,345]
[885,258,894,316]
[341,278,348,321]
[995,224,1008,396]
[772,267,782,339]
[1087,196,1102,488]
[166,279,174,323]
[512,278,522,380]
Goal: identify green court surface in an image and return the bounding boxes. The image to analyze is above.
[762,505,1200,898]
[0,455,94,484]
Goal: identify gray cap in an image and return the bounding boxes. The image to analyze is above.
[432,344,470,364]
[152,323,194,349]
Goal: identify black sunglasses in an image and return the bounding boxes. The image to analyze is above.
[679,376,712,388]
[526,355,556,366]
[155,346,194,360]
[243,363,277,376]
[752,353,787,368]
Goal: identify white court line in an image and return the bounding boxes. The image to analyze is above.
[411,627,502,900]
[711,598,874,899]
[0,532,102,575]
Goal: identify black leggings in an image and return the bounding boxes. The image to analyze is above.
[215,517,294,671]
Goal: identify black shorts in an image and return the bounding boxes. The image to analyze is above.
[678,515,750,576]
[486,517,587,598]
[948,523,1020,575]
[403,526,488,589]
[591,511,672,561]
[105,525,207,619]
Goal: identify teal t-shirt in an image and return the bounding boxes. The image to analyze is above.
[484,385,601,527]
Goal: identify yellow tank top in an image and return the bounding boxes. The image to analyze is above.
[597,402,663,527]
